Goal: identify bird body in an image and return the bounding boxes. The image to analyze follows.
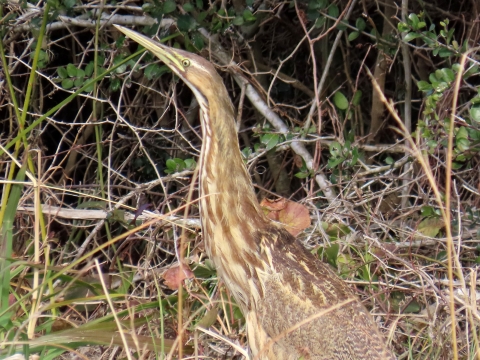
[115,25,394,359]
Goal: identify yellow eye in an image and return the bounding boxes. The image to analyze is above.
[182,59,191,67]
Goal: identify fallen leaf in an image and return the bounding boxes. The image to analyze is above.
[278,200,311,236]
[260,197,287,211]
[417,217,445,238]
[261,197,287,221]
[163,265,194,290]
[261,197,311,237]
[293,154,303,168]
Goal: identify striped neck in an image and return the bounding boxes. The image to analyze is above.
[197,93,268,233]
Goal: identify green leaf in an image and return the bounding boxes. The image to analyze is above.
[191,32,204,49]
[403,32,420,42]
[440,68,455,83]
[456,138,470,152]
[427,140,437,149]
[197,11,208,23]
[429,72,439,83]
[184,158,196,169]
[348,31,359,41]
[196,0,203,8]
[350,147,359,166]
[66,63,77,77]
[85,62,94,77]
[211,19,223,33]
[173,158,186,171]
[328,157,344,169]
[329,141,342,156]
[142,3,154,12]
[63,0,76,9]
[470,105,480,122]
[57,66,68,79]
[74,77,84,87]
[83,83,94,93]
[166,159,177,170]
[61,78,74,89]
[452,162,463,169]
[115,63,127,74]
[456,154,466,162]
[76,68,85,78]
[177,14,197,32]
[328,4,339,18]
[325,244,339,267]
[183,3,194,12]
[434,82,448,92]
[243,9,256,21]
[464,65,479,78]
[352,90,362,105]
[438,48,453,57]
[144,64,168,80]
[295,171,310,179]
[418,218,444,238]
[417,22,426,29]
[97,54,106,65]
[314,17,326,28]
[385,157,394,165]
[333,91,349,110]
[308,0,327,10]
[397,22,409,32]
[456,126,469,140]
[233,16,244,26]
[417,81,432,91]
[420,206,436,217]
[163,0,176,13]
[356,17,366,31]
[241,147,252,159]
[261,133,280,151]
[109,78,121,92]
[408,13,419,28]
[403,299,421,314]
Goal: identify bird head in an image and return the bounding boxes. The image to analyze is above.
[114,25,224,105]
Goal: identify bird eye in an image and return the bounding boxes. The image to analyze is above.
[182,59,191,67]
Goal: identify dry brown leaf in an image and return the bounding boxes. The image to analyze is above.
[260,197,287,221]
[261,197,311,237]
[163,264,194,290]
[293,154,303,168]
[260,197,287,211]
[278,201,311,237]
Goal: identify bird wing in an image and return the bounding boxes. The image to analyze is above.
[249,226,394,359]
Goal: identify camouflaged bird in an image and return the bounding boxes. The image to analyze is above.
[115,25,395,360]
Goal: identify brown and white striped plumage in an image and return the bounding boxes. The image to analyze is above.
[115,25,394,359]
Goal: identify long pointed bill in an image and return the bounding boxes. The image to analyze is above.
[114,25,186,73]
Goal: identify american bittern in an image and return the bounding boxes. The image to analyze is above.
[115,25,394,359]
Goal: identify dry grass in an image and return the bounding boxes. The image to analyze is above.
[0,1,479,359]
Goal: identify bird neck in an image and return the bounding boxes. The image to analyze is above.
[198,92,269,234]
[196,88,273,311]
